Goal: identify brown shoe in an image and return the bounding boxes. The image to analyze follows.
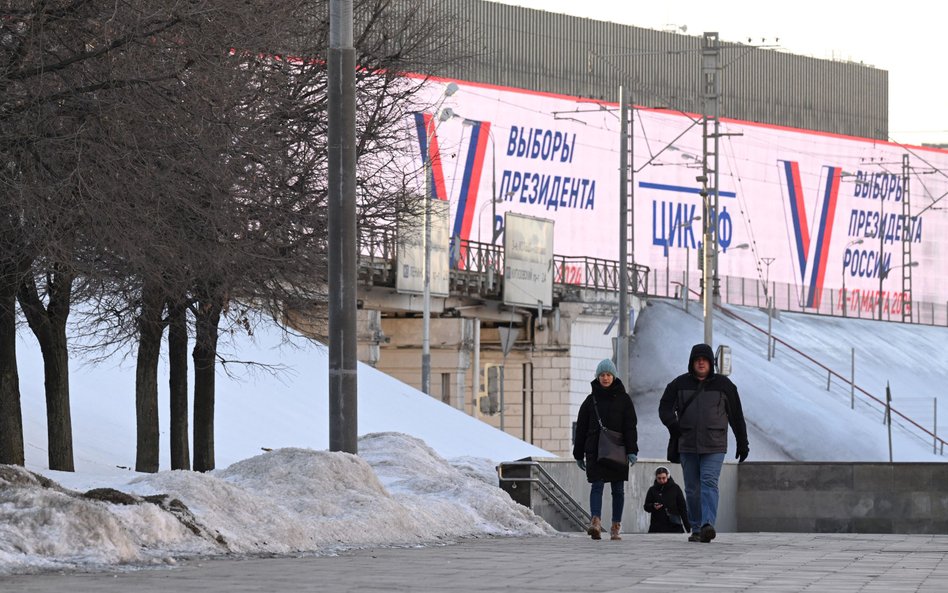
[610,522,622,541]
[586,516,602,540]
[699,523,716,543]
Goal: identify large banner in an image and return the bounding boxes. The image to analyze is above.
[403,78,948,313]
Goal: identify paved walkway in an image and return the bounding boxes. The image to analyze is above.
[7,532,948,592]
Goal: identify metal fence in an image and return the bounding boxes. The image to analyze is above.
[363,228,943,326]
[358,231,651,297]
[654,267,948,328]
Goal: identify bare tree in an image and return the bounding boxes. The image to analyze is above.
[174,0,465,471]
[0,0,466,471]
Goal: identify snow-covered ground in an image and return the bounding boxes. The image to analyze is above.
[4,298,946,574]
[630,299,945,463]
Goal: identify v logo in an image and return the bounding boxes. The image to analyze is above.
[414,114,493,268]
[779,161,842,309]
[414,112,449,202]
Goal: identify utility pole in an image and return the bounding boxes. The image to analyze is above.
[327,0,358,453]
[698,172,712,345]
[617,85,630,389]
[701,32,722,304]
[900,154,913,323]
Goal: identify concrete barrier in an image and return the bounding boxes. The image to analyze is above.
[737,462,948,533]
[503,459,948,534]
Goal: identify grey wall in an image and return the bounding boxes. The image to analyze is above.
[738,463,948,533]
[421,0,887,140]
[506,459,948,534]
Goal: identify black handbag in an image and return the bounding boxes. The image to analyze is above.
[667,384,704,464]
[593,397,627,470]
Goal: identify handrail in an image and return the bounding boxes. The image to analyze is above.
[497,461,590,531]
[356,232,651,296]
[717,304,948,453]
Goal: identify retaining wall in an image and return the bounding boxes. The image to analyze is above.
[507,459,946,534]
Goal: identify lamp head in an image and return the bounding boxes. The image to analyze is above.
[438,107,455,122]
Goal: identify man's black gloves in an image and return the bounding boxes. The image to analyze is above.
[737,444,749,463]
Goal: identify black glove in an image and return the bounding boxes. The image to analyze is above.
[737,445,749,463]
[576,458,586,471]
[668,421,680,437]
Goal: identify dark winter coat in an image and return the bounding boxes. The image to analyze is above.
[572,377,638,483]
[658,344,749,456]
[643,476,690,533]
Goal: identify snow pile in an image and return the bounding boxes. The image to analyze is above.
[0,433,553,574]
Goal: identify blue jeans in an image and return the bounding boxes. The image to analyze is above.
[680,452,725,531]
[589,481,625,523]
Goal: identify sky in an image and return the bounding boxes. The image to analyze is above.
[5,296,946,574]
[486,0,948,147]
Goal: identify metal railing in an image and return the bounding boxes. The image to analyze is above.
[497,461,589,531]
[365,229,943,325]
[356,230,651,298]
[655,267,948,327]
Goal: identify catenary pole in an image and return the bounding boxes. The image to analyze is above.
[618,85,629,388]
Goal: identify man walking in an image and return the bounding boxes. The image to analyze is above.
[659,343,749,543]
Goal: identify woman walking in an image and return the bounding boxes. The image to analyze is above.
[572,359,638,540]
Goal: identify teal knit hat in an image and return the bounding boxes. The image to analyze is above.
[595,358,618,377]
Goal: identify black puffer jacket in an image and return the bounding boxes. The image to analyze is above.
[643,476,690,533]
[658,344,749,455]
[572,377,638,483]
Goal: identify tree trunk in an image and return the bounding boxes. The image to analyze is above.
[0,276,24,466]
[168,299,190,470]
[192,296,221,473]
[135,282,165,473]
[17,270,75,471]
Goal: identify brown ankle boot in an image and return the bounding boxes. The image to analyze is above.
[610,522,622,540]
[586,516,602,540]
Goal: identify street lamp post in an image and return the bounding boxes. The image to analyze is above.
[665,237,670,297]
[842,239,863,318]
[458,117,501,245]
[759,257,775,306]
[668,215,700,305]
[488,127,499,243]
[421,83,459,395]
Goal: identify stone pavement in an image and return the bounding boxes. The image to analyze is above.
[7,532,948,592]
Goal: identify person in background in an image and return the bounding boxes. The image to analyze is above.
[643,466,690,533]
[659,343,749,543]
[573,358,638,541]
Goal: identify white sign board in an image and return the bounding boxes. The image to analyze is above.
[396,199,450,297]
[503,212,554,308]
